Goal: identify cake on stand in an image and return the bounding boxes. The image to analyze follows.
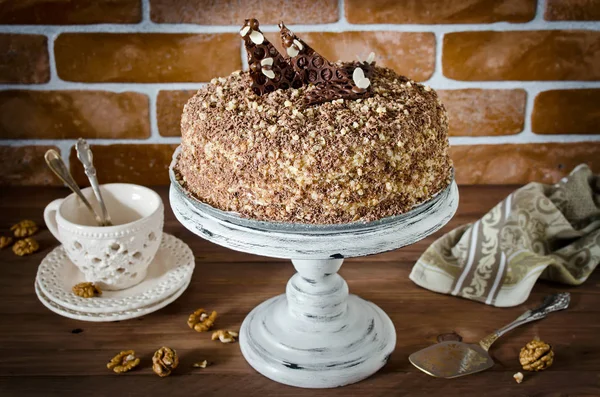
[169,149,459,388]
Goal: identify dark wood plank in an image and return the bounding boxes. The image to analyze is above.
[0,186,598,396]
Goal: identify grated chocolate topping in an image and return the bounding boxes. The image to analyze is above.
[176,66,453,224]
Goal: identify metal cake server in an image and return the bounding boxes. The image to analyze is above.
[44,149,104,226]
[409,292,570,379]
[75,138,112,226]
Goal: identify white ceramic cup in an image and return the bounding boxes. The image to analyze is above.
[44,183,164,291]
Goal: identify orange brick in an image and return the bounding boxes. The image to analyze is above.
[437,89,526,136]
[0,146,61,186]
[545,0,600,20]
[346,0,535,24]
[532,89,600,135]
[157,90,197,137]
[0,0,141,24]
[265,31,435,82]
[0,91,149,140]
[70,144,179,186]
[55,33,241,83]
[443,31,600,81]
[451,143,600,184]
[0,34,49,84]
[150,0,338,24]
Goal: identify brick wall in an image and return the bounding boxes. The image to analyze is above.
[0,0,599,186]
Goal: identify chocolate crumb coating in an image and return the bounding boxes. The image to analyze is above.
[176,66,453,224]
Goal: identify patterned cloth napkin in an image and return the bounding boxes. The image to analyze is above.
[409,164,600,307]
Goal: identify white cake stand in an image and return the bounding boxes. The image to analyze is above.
[169,152,458,388]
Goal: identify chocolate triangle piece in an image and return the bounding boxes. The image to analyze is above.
[304,62,375,106]
[279,22,348,86]
[240,18,303,96]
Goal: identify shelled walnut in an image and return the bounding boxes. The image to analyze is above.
[72,282,102,298]
[513,372,524,384]
[107,350,140,374]
[11,220,38,238]
[0,236,13,249]
[12,238,39,256]
[212,330,238,343]
[152,347,179,377]
[519,339,554,371]
[192,360,209,368]
[188,308,217,332]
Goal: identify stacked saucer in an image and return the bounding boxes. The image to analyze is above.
[35,233,195,322]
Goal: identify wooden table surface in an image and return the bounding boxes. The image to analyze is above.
[0,186,598,397]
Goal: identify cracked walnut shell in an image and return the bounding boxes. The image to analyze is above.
[152,346,179,377]
[188,308,217,332]
[107,350,140,374]
[72,282,102,298]
[11,220,38,238]
[212,330,238,343]
[519,339,554,371]
[0,236,13,249]
[12,237,39,256]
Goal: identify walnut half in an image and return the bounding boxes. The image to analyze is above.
[519,339,554,371]
[107,350,140,374]
[152,346,179,377]
[12,238,39,256]
[187,308,217,332]
[0,236,13,249]
[72,282,102,298]
[11,220,38,238]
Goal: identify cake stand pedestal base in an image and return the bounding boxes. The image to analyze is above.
[239,258,396,389]
[170,157,458,388]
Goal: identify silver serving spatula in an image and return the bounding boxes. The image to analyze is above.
[409,292,570,379]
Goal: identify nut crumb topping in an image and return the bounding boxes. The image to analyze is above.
[176,66,452,224]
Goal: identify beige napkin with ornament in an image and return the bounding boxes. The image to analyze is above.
[409,164,600,307]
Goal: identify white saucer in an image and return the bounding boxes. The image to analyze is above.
[36,233,195,314]
[35,276,191,322]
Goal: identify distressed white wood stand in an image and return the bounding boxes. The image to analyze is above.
[169,155,458,388]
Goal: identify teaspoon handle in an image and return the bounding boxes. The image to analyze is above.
[44,149,104,226]
[75,139,112,226]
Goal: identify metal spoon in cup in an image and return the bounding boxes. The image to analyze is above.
[75,138,112,226]
[44,149,105,226]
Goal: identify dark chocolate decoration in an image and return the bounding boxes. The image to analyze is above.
[278,22,375,105]
[304,62,375,106]
[279,22,344,86]
[240,18,303,96]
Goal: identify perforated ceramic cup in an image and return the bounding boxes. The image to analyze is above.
[44,184,164,290]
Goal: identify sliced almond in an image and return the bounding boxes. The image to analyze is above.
[262,69,275,79]
[239,26,251,37]
[293,39,303,51]
[261,57,273,66]
[286,46,299,57]
[366,52,375,64]
[249,30,264,45]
